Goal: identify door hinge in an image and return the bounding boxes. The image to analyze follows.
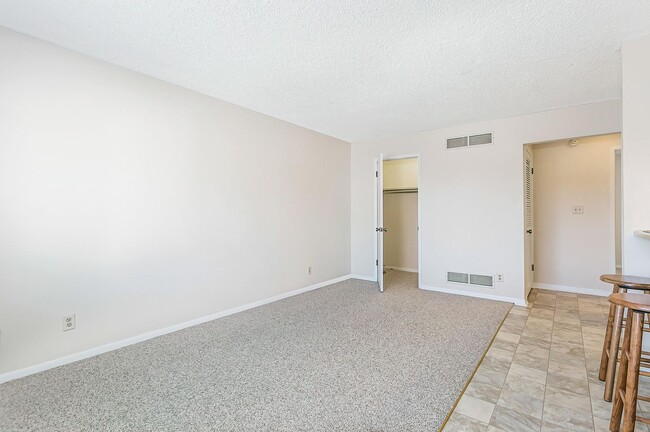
[376,171,378,177]
[532,264,535,271]
[531,168,534,175]
[376,260,379,266]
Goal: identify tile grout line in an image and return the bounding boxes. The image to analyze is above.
[577,298,596,432]
[486,290,537,431]
[539,294,557,432]
[485,326,512,429]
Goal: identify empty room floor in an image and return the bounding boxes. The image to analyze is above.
[0,271,510,432]
[443,288,650,432]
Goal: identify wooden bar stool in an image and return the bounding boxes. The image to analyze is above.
[599,274,650,401]
[609,293,650,432]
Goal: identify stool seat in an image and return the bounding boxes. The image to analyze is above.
[601,274,650,290]
[608,293,650,313]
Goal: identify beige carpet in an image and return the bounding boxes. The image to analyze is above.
[0,270,511,431]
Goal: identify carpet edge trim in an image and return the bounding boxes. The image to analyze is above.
[437,302,514,431]
[0,274,353,384]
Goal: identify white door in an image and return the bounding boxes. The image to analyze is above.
[377,154,384,292]
[524,147,534,299]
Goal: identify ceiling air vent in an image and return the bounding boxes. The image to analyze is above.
[447,272,469,284]
[470,274,494,287]
[446,132,493,150]
[469,133,493,146]
[446,136,468,149]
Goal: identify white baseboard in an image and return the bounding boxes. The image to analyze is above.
[349,274,377,282]
[532,283,609,297]
[420,284,526,306]
[386,266,418,273]
[0,274,352,384]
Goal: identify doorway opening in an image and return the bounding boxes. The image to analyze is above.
[375,154,420,292]
[614,148,622,274]
[523,133,622,300]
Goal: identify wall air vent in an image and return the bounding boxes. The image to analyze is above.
[470,274,494,287]
[468,133,493,146]
[446,132,493,150]
[447,272,469,284]
[446,136,468,149]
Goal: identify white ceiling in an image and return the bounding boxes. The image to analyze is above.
[1,1,649,142]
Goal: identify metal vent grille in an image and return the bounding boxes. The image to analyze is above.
[470,274,494,287]
[469,133,493,146]
[447,132,493,150]
[446,137,468,149]
[447,272,469,284]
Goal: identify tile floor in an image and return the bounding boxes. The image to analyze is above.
[443,288,650,432]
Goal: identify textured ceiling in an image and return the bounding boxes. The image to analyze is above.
[1,1,649,142]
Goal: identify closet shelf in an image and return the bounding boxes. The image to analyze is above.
[383,188,418,194]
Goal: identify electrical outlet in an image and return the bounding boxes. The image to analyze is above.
[572,205,584,214]
[308,266,312,275]
[62,314,76,332]
[496,273,504,283]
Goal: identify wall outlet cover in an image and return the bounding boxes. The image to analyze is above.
[572,205,584,214]
[62,314,76,332]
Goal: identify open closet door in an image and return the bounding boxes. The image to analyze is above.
[377,154,384,292]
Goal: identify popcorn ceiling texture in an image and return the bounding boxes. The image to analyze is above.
[0,1,649,141]
[0,273,511,431]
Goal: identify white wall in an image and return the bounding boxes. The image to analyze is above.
[352,101,621,305]
[383,159,418,271]
[622,34,650,277]
[532,134,620,292]
[0,28,351,376]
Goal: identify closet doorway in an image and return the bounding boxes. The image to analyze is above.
[522,133,621,299]
[375,155,420,292]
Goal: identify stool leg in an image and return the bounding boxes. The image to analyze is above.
[605,302,626,401]
[622,311,643,432]
[601,284,622,381]
[611,309,632,432]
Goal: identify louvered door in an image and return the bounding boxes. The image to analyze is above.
[524,147,534,299]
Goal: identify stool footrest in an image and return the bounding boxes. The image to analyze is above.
[606,348,650,360]
[637,416,650,425]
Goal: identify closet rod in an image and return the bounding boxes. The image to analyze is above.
[383,188,418,194]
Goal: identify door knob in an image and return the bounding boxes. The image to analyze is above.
[384,228,389,232]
